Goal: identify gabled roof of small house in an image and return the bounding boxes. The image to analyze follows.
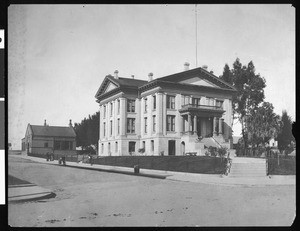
[28,124,76,138]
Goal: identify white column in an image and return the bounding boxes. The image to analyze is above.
[193,115,197,135]
[188,114,192,135]
[219,118,224,135]
[213,117,218,135]
[163,94,167,135]
[156,93,163,135]
[120,98,126,136]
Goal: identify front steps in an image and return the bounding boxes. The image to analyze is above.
[229,157,267,177]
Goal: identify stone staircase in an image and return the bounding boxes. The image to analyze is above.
[229,157,267,178]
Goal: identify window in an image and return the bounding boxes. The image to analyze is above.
[144,117,148,133]
[144,98,148,112]
[142,141,146,150]
[108,143,111,154]
[53,141,73,150]
[153,95,156,110]
[117,118,120,135]
[127,118,136,133]
[103,105,106,118]
[117,100,120,114]
[44,142,48,148]
[206,97,214,106]
[110,102,113,116]
[151,140,154,152]
[192,97,201,106]
[167,115,175,132]
[153,115,156,132]
[103,122,106,137]
[216,100,223,109]
[115,142,118,153]
[129,141,136,153]
[167,95,175,109]
[110,120,113,136]
[183,95,190,106]
[127,99,135,112]
[101,143,104,154]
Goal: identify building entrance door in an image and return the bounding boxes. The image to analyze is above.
[168,140,175,156]
[197,117,201,137]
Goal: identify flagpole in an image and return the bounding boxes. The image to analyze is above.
[195,4,198,67]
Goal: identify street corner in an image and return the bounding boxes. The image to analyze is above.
[8,175,56,203]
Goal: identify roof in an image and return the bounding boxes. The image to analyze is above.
[155,67,236,91]
[95,66,236,102]
[29,125,76,138]
[95,75,148,99]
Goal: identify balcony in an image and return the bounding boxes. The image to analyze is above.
[179,104,225,117]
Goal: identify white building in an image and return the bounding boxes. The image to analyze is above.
[95,63,236,156]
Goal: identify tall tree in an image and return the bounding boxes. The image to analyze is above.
[277,110,295,153]
[74,111,99,152]
[220,58,266,150]
[246,102,281,147]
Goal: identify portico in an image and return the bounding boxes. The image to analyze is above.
[179,104,225,138]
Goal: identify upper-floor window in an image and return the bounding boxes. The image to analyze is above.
[117,100,120,114]
[183,95,190,105]
[110,102,113,116]
[127,99,135,112]
[144,98,148,112]
[153,95,156,110]
[216,100,224,109]
[144,117,148,133]
[110,120,113,136]
[103,122,106,137]
[167,95,175,109]
[127,118,135,133]
[192,97,201,106]
[103,105,106,118]
[206,97,214,106]
[152,115,156,132]
[166,115,175,132]
[117,118,120,135]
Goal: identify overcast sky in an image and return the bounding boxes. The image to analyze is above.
[8,4,295,149]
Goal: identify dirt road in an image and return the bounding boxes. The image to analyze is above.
[8,155,295,227]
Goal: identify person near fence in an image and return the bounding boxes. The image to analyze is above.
[89,154,93,166]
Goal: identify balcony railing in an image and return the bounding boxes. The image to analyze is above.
[181,104,223,110]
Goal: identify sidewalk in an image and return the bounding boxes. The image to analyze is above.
[14,155,296,187]
[8,175,55,203]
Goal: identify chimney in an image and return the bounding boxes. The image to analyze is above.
[184,62,190,71]
[69,119,72,127]
[114,70,119,79]
[44,119,47,126]
[202,65,208,71]
[131,75,135,79]
[148,72,153,82]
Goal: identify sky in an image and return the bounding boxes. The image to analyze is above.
[8,4,295,149]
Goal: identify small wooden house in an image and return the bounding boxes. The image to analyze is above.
[21,120,76,156]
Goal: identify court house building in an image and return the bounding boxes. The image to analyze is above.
[95,63,236,156]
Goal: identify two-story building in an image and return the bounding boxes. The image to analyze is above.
[95,63,236,156]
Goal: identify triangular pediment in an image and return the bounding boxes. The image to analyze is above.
[104,82,118,93]
[95,75,120,98]
[179,76,220,88]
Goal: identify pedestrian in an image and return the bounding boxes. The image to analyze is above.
[89,154,93,166]
[46,152,50,161]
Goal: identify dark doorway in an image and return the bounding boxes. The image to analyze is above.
[168,140,176,156]
[197,117,201,137]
